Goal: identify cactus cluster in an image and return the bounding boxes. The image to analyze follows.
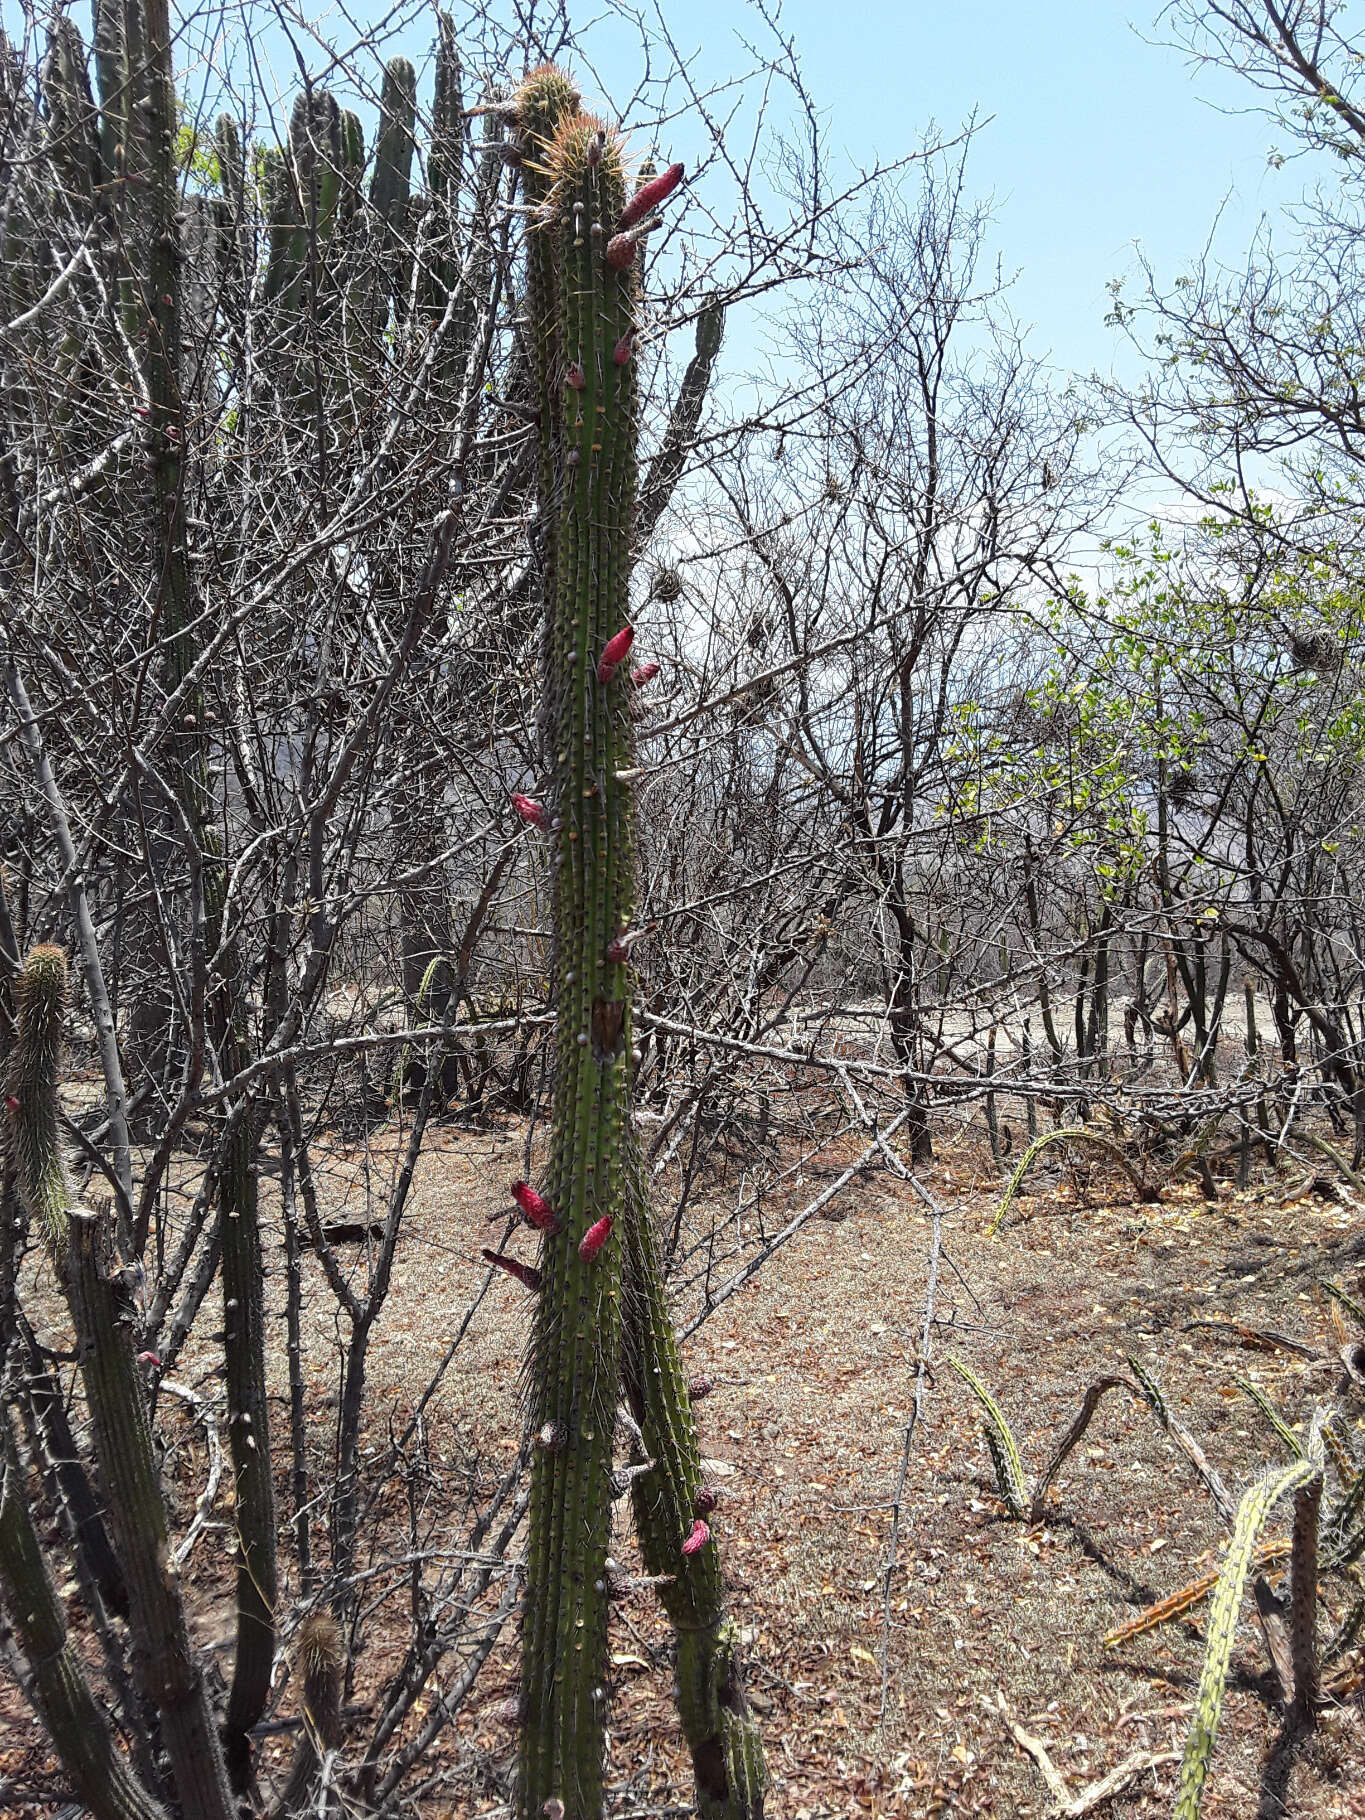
[505,69,763,1820]
[0,9,499,1809]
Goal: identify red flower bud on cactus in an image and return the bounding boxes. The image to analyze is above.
[681,1518,711,1557]
[512,1180,559,1233]
[613,332,633,366]
[565,361,585,390]
[619,162,684,231]
[482,1248,542,1292]
[693,1486,718,1516]
[3,1095,18,1113]
[687,1374,713,1401]
[578,1216,613,1262]
[606,234,636,270]
[631,661,660,687]
[597,625,634,683]
[136,1351,162,1369]
[511,792,548,829]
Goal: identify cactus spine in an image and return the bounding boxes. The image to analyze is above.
[514,75,764,1820]
[6,949,235,1820]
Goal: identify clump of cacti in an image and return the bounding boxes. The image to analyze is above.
[507,69,763,1820]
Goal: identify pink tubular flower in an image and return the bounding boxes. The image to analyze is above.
[681,1519,711,1557]
[482,1248,542,1292]
[630,661,660,688]
[136,1350,162,1369]
[606,234,636,271]
[511,792,548,830]
[612,332,633,366]
[512,1180,559,1234]
[578,1216,613,1262]
[597,625,634,684]
[619,162,685,231]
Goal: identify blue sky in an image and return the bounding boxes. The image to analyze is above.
[602,0,1291,385]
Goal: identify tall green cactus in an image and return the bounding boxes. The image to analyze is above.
[513,77,764,1820]
[6,948,235,1820]
[517,108,637,1820]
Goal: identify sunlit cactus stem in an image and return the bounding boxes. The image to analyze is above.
[514,70,765,1820]
[518,104,637,1820]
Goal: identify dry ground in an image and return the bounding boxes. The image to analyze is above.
[3,1113,1365,1819]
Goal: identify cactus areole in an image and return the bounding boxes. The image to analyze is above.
[513,69,765,1820]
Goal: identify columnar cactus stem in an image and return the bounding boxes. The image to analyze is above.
[514,78,765,1820]
[7,948,234,1820]
[513,63,581,755]
[136,0,279,1756]
[621,1171,765,1819]
[518,109,637,1820]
